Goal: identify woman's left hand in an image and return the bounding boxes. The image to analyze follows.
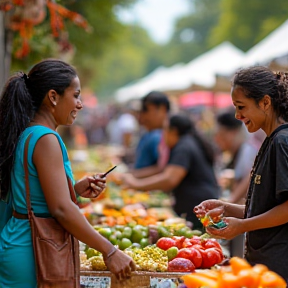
[120,173,138,189]
[74,174,106,198]
[205,217,244,240]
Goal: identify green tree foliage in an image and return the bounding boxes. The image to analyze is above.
[161,0,221,66]
[62,0,162,99]
[209,0,288,51]
[10,0,136,79]
[93,25,161,100]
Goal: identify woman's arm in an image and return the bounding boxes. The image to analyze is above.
[130,164,164,179]
[224,202,245,218]
[206,200,288,240]
[122,164,187,191]
[242,199,288,232]
[33,134,115,257]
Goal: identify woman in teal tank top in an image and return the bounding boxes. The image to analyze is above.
[0,59,135,287]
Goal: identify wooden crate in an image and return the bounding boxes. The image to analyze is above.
[80,270,188,288]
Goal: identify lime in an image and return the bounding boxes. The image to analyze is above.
[140,238,149,248]
[167,247,178,261]
[118,238,132,250]
[131,226,144,243]
[184,230,194,238]
[190,230,203,237]
[114,230,122,239]
[141,226,148,238]
[175,227,189,236]
[122,227,132,239]
[86,248,100,259]
[130,243,141,249]
[109,234,118,245]
[157,226,172,238]
[114,225,125,232]
[98,228,112,239]
[127,221,137,228]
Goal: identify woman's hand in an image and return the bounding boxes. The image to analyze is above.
[104,249,136,281]
[74,174,106,198]
[193,199,225,221]
[205,217,244,240]
[120,173,138,190]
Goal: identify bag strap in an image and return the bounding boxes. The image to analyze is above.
[24,134,33,217]
[24,133,77,217]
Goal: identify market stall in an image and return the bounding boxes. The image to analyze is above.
[70,147,286,288]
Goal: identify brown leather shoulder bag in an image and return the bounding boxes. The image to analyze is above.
[23,133,80,288]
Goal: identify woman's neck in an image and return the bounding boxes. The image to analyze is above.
[30,112,57,131]
[264,116,286,136]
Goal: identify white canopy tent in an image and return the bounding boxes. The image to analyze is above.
[114,42,245,103]
[243,20,288,67]
[114,64,184,103]
[166,41,245,89]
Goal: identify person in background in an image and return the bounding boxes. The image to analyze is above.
[194,66,288,280]
[132,91,170,177]
[106,103,139,167]
[0,59,135,287]
[214,109,258,204]
[122,114,220,229]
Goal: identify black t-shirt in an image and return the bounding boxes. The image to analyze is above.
[168,134,220,228]
[245,125,288,280]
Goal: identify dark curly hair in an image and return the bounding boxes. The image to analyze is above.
[232,66,288,121]
[0,59,77,200]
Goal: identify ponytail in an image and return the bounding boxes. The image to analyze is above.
[0,59,77,200]
[0,72,34,199]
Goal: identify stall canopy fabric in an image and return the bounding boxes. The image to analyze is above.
[114,64,184,103]
[178,91,233,109]
[243,20,288,67]
[169,42,244,90]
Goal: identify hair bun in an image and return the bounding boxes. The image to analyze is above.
[274,71,288,82]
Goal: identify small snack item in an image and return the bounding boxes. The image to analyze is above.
[200,215,210,227]
[200,215,227,229]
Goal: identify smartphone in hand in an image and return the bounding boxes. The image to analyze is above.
[101,165,117,178]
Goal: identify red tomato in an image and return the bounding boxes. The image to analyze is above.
[192,244,205,251]
[182,238,194,248]
[201,247,223,268]
[202,238,222,251]
[189,236,202,246]
[171,236,186,249]
[176,247,203,268]
[156,237,177,251]
[168,257,195,272]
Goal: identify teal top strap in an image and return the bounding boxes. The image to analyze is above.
[11,125,75,215]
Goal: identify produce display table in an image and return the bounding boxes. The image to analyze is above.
[80,271,188,288]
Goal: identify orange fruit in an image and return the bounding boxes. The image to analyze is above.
[259,271,286,288]
[237,268,260,288]
[182,273,217,288]
[252,263,269,275]
[217,272,239,288]
[229,257,251,275]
